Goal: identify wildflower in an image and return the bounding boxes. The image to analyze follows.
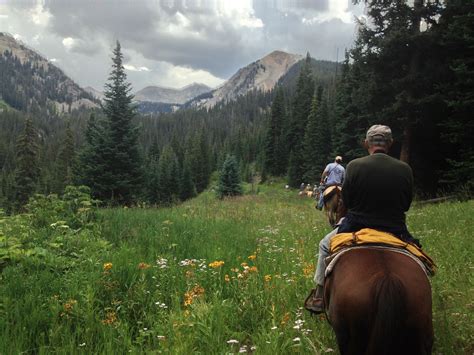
[79,343,86,347]
[138,262,151,270]
[303,263,315,277]
[157,336,166,340]
[248,266,258,273]
[293,337,301,342]
[224,274,230,282]
[63,299,77,313]
[103,262,113,271]
[281,312,290,325]
[248,254,257,260]
[227,339,239,344]
[102,310,117,325]
[231,268,240,273]
[183,284,205,307]
[209,260,225,268]
[185,270,194,278]
[264,274,272,282]
[241,262,248,267]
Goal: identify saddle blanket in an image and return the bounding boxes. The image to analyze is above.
[325,245,433,278]
[323,185,340,203]
[329,228,436,275]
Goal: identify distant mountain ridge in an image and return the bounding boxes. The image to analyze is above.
[135,83,212,104]
[0,32,98,113]
[191,50,303,109]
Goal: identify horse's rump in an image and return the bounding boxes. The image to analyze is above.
[325,248,433,355]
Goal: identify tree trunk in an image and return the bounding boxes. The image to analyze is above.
[399,125,413,163]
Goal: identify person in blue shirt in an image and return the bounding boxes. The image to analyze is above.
[316,156,345,210]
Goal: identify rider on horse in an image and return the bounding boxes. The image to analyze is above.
[316,156,345,210]
[305,124,420,314]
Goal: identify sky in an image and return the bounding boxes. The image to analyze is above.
[0,0,365,92]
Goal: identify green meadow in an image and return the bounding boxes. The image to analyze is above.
[0,184,472,354]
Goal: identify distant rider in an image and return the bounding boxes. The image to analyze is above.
[316,156,345,210]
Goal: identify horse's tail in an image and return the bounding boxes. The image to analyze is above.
[367,273,407,355]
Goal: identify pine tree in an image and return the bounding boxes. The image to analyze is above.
[437,1,474,191]
[264,87,287,176]
[188,130,211,193]
[77,113,107,197]
[156,145,179,205]
[179,154,197,201]
[14,117,39,209]
[331,53,367,162]
[55,121,75,193]
[287,53,315,187]
[303,93,331,183]
[216,154,243,199]
[99,41,142,204]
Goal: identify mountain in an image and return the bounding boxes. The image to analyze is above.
[191,50,303,108]
[135,83,211,104]
[84,86,105,101]
[0,32,98,113]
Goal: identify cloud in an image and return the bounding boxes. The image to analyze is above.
[123,64,151,72]
[1,0,363,90]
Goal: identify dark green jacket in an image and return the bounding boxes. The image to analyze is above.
[342,153,413,227]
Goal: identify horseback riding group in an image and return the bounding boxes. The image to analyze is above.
[304,125,435,355]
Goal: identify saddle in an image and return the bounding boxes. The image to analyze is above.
[323,185,341,203]
[328,228,436,275]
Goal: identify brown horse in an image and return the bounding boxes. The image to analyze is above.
[324,248,433,355]
[322,186,346,227]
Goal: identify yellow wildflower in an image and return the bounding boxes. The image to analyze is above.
[281,312,290,325]
[138,262,151,270]
[264,275,272,282]
[209,260,225,268]
[224,274,230,282]
[303,263,315,277]
[183,284,205,307]
[241,262,248,267]
[102,310,118,325]
[248,254,257,261]
[103,262,113,271]
[63,299,77,313]
[248,266,258,273]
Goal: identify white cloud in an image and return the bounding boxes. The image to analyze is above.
[62,37,75,51]
[124,64,151,72]
[30,3,51,26]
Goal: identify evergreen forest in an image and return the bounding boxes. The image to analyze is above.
[1,1,473,212]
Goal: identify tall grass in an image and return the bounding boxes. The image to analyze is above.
[0,185,472,354]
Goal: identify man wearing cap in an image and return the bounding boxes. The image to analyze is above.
[305,124,417,314]
[316,156,345,210]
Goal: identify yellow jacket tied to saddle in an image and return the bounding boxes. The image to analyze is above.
[330,228,436,274]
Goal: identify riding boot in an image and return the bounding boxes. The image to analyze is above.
[304,285,324,314]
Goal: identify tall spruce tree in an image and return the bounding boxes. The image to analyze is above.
[216,154,243,199]
[437,1,474,191]
[156,145,179,205]
[100,41,142,204]
[264,87,286,176]
[14,117,39,209]
[77,113,107,197]
[331,52,367,162]
[303,92,331,183]
[179,153,197,201]
[287,53,315,187]
[55,121,75,193]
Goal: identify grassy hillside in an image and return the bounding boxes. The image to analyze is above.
[0,185,472,353]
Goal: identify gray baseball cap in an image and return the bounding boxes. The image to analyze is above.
[366,125,392,144]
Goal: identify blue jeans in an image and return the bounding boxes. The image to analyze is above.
[313,227,339,286]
